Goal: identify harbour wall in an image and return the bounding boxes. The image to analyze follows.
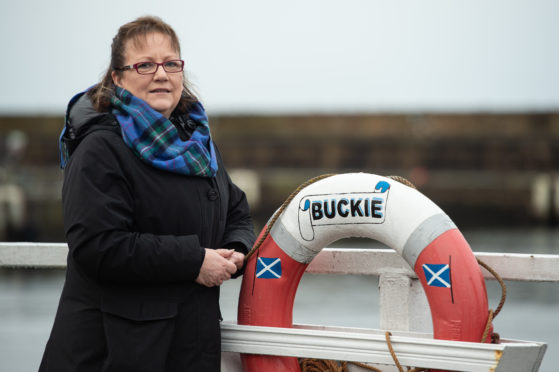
[1,112,558,241]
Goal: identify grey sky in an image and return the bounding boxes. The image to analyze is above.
[1,0,558,115]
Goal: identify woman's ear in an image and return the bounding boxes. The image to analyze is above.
[111,71,122,87]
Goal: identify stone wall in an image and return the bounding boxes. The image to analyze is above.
[210,113,559,229]
[1,112,558,241]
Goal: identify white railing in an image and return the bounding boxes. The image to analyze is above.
[2,243,558,333]
[1,243,556,371]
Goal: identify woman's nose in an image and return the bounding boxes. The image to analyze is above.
[153,65,169,80]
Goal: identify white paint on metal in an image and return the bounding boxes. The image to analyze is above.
[220,322,546,372]
[2,244,559,282]
[306,248,559,283]
[379,272,432,333]
[0,242,67,268]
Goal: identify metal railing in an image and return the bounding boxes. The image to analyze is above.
[1,243,557,371]
[2,243,559,333]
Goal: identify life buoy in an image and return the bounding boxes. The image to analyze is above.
[238,173,490,371]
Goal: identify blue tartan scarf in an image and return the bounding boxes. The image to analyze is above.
[111,87,218,177]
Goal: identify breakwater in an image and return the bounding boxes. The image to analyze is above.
[1,112,558,241]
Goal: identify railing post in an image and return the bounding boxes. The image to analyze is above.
[379,271,431,333]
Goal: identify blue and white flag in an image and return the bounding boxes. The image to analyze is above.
[422,263,451,288]
[256,257,282,279]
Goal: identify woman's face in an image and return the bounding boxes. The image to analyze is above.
[111,32,183,118]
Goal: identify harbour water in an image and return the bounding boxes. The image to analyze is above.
[1,228,558,372]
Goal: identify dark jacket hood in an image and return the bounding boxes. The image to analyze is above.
[59,92,119,168]
[67,92,109,135]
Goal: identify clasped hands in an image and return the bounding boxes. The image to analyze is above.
[195,248,245,287]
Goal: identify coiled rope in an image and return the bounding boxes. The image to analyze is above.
[243,174,506,371]
[300,358,386,372]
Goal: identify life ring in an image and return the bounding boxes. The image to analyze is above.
[238,173,490,371]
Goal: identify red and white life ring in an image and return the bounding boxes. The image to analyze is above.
[238,173,490,371]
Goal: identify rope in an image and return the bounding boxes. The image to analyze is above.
[383,331,429,372]
[301,332,425,372]
[300,359,384,372]
[350,361,384,372]
[385,332,404,372]
[481,309,495,344]
[244,173,337,262]
[300,358,349,372]
[476,258,506,343]
[477,258,507,319]
[386,175,417,189]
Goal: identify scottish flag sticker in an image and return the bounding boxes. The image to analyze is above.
[422,263,451,288]
[256,257,282,279]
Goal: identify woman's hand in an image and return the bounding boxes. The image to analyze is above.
[227,251,245,271]
[195,249,238,287]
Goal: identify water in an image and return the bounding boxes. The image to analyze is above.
[1,228,558,372]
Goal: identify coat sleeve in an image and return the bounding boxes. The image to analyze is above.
[216,148,256,255]
[62,131,205,284]
[222,178,256,254]
[220,171,257,279]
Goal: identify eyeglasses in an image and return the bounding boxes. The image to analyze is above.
[115,59,184,75]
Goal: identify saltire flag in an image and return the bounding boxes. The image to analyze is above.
[256,257,282,279]
[422,263,451,288]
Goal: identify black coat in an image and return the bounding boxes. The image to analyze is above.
[39,95,256,372]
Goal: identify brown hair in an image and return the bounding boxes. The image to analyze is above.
[88,16,198,112]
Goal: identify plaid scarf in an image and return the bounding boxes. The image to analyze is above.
[111,87,218,177]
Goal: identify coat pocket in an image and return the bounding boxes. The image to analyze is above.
[101,297,178,321]
[100,298,178,372]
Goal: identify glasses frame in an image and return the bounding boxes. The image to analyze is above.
[115,59,185,75]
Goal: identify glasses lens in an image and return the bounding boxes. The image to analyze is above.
[163,60,183,73]
[136,62,157,74]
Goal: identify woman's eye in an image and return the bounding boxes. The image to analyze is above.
[137,62,155,71]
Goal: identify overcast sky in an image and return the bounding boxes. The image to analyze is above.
[1,0,558,115]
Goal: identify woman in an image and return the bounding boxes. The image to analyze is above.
[40,16,256,372]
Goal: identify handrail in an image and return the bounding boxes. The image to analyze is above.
[1,243,558,282]
[0,242,552,371]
